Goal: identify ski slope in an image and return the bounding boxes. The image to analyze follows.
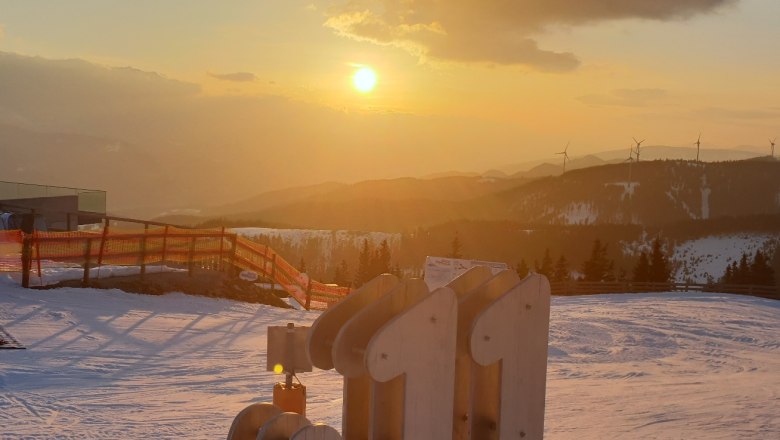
[0,276,778,439]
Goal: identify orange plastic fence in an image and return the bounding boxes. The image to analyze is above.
[3,227,350,310]
[0,230,23,272]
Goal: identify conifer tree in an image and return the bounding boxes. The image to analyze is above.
[333,259,351,287]
[375,239,392,275]
[553,255,570,282]
[750,250,775,286]
[648,238,671,282]
[516,259,529,279]
[354,239,371,287]
[633,252,651,282]
[537,249,554,279]
[736,253,751,284]
[730,261,739,284]
[721,263,733,284]
[449,231,463,259]
[582,239,613,282]
[299,257,307,273]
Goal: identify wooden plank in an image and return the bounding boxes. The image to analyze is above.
[257,412,311,440]
[365,287,458,440]
[332,279,429,377]
[226,402,283,440]
[342,375,371,440]
[307,274,399,439]
[470,274,551,440]
[457,270,521,440]
[445,266,497,440]
[332,278,428,439]
[307,273,400,370]
[291,424,342,440]
[446,266,494,300]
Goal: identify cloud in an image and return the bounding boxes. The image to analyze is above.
[325,0,737,71]
[208,71,257,82]
[578,88,668,107]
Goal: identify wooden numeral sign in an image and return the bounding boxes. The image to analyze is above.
[230,269,551,440]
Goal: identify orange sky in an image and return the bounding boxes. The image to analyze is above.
[0,1,778,207]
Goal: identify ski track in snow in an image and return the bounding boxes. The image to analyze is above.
[0,276,778,439]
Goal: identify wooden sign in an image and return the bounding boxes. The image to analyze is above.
[231,271,550,440]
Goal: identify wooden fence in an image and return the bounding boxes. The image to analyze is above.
[550,280,779,300]
[4,227,351,310]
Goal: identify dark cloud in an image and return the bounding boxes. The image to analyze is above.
[208,71,257,82]
[326,0,737,71]
[578,88,668,107]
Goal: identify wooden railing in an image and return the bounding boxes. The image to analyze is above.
[549,280,778,300]
[3,227,351,310]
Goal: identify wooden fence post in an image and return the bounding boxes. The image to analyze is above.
[21,233,32,288]
[228,233,238,275]
[218,226,226,271]
[82,238,93,287]
[270,253,277,281]
[34,231,42,281]
[139,223,148,279]
[96,220,109,279]
[160,225,169,271]
[304,277,313,310]
[188,236,196,277]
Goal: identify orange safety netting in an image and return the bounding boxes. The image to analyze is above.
[0,230,23,272]
[5,227,350,310]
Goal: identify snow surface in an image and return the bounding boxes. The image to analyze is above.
[5,264,186,287]
[1,277,778,439]
[608,181,639,201]
[673,234,779,283]
[559,202,598,225]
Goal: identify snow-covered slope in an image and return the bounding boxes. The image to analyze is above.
[673,234,779,283]
[0,277,777,439]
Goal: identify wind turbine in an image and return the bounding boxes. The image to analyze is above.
[632,137,645,162]
[625,145,635,188]
[556,142,570,174]
[770,138,776,158]
[695,133,702,162]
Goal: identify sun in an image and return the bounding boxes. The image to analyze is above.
[352,67,377,93]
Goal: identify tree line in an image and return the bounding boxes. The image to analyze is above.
[515,237,672,283]
[720,250,775,286]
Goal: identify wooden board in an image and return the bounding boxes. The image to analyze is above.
[445,266,494,300]
[470,273,551,440]
[256,412,311,440]
[307,274,399,370]
[332,278,429,378]
[332,278,429,439]
[454,269,521,440]
[342,374,371,440]
[226,403,282,440]
[290,424,342,440]
[365,287,458,440]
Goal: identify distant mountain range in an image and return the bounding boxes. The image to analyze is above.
[159,159,780,232]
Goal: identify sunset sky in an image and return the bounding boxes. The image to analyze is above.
[1,1,779,208]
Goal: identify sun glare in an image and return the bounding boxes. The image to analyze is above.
[352,67,377,93]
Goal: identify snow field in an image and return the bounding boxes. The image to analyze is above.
[0,276,778,439]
